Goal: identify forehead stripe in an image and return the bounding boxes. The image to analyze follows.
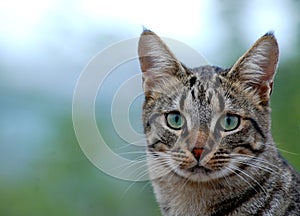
[189,76,197,88]
[180,91,187,110]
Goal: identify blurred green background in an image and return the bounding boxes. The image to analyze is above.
[1,0,299,215]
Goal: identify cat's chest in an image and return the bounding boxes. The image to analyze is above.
[151,176,225,216]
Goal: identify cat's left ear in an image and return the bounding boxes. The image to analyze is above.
[227,32,279,105]
[138,29,188,95]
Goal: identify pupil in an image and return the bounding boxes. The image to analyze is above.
[175,115,179,123]
[226,117,231,126]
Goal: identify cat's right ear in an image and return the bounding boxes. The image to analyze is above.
[138,29,186,95]
[226,32,279,106]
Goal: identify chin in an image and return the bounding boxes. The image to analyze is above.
[174,165,229,183]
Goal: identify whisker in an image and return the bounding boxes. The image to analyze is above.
[225,166,259,194]
[122,161,174,196]
[231,153,280,170]
[115,138,147,152]
[106,157,150,182]
[117,151,147,156]
[233,159,279,175]
[228,164,267,195]
[260,142,299,156]
[220,172,231,188]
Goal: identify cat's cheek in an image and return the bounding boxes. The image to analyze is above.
[251,132,267,151]
[232,146,255,156]
[170,149,197,169]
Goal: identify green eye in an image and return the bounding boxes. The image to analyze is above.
[166,112,185,130]
[220,114,240,131]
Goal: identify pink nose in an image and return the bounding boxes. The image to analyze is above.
[192,147,204,160]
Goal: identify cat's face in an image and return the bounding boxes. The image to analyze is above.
[138,30,278,182]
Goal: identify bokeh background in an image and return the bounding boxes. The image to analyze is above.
[1,0,300,215]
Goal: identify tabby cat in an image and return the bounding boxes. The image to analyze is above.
[138,29,300,216]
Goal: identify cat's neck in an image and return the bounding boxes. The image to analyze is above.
[152,174,235,215]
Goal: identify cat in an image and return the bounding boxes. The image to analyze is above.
[138,29,300,216]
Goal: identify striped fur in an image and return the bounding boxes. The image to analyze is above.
[139,30,300,216]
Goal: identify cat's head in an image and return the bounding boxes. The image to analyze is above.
[138,29,279,182]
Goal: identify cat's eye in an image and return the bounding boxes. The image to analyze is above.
[219,114,240,131]
[166,112,185,130]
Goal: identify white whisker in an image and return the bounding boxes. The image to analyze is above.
[228,164,267,196]
[225,166,259,194]
[231,153,280,170]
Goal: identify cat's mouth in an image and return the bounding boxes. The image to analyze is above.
[176,162,233,183]
[170,153,230,182]
[188,165,212,174]
[172,163,225,183]
[188,164,212,173]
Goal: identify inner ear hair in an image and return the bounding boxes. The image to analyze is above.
[138,29,188,93]
[227,32,279,103]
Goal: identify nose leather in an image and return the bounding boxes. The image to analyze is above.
[191,130,208,160]
[192,147,204,160]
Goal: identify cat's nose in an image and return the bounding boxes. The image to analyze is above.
[190,130,207,161]
[191,147,204,161]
